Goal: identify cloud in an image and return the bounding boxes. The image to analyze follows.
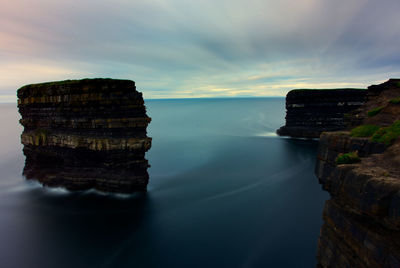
[1,0,400,101]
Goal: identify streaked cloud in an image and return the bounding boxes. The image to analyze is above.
[1,0,400,101]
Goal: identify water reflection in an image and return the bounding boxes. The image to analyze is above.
[0,100,329,268]
[5,189,152,268]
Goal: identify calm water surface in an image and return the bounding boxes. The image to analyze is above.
[0,98,328,268]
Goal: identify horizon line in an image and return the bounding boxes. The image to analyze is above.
[0,96,286,104]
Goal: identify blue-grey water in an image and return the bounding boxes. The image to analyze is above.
[0,98,328,268]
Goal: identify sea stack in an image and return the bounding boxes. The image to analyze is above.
[17,78,152,193]
[277,89,366,138]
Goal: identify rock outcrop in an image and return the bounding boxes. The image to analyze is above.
[17,79,152,193]
[315,79,400,267]
[277,89,366,138]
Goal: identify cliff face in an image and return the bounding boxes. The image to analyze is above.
[315,79,400,267]
[277,89,366,138]
[17,79,152,193]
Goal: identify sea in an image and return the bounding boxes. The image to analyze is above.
[0,98,328,268]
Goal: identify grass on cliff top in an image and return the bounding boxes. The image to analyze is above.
[389,97,400,104]
[371,120,400,145]
[367,106,384,117]
[40,78,120,85]
[350,125,381,137]
[18,78,128,90]
[351,121,400,145]
[291,88,365,93]
[336,151,361,165]
[19,79,91,89]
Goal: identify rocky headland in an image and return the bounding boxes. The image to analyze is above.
[314,79,400,267]
[17,78,152,193]
[277,88,366,138]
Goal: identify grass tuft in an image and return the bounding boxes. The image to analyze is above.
[371,120,400,145]
[350,125,380,137]
[389,97,400,104]
[336,151,361,165]
[367,106,384,117]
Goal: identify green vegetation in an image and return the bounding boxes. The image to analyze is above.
[35,128,51,136]
[389,97,400,104]
[291,88,365,93]
[371,120,400,145]
[350,124,380,137]
[336,151,361,165]
[349,121,400,145]
[367,106,384,117]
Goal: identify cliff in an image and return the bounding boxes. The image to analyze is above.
[277,89,366,138]
[315,79,400,267]
[17,78,152,193]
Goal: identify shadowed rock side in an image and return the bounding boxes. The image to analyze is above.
[315,79,400,267]
[277,89,366,138]
[17,79,152,193]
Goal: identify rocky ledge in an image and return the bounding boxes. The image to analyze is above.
[277,88,366,138]
[315,79,400,267]
[17,78,152,193]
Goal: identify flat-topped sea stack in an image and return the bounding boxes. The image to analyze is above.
[277,89,366,138]
[17,78,152,193]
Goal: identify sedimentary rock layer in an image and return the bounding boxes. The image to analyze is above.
[316,133,400,267]
[17,79,151,193]
[277,89,366,138]
[315,79,400,267]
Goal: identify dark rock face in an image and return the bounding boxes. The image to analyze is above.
[277,89,366,138]
[315,80,400,267]
[17,79,152,193]
[316,133,400,267]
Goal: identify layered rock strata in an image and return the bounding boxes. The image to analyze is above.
[277,89,366,138]
[315,79,400,267]
[17,79,151,193]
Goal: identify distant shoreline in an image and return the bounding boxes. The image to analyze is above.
[0,96,286,104]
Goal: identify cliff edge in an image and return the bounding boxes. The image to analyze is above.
[315,79,400,267]
[17,78,152,193]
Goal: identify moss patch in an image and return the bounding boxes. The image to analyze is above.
[336,151,361,165]
[367,106,384,117]
[350,125,380,137]
[389,97,400,104]
[371,120,400,145]
[290,88,365,93]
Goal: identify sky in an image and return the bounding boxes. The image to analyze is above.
[1,0,400,101]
